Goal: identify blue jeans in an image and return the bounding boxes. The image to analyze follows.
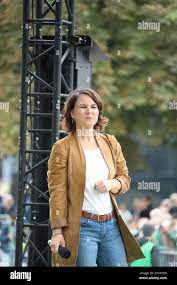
[76,216,128,267]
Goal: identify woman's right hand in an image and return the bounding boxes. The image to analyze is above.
[50,233,65,254]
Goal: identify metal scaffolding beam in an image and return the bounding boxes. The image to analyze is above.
[15,0,76,266]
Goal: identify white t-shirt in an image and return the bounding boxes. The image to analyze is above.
[82,147,114,215]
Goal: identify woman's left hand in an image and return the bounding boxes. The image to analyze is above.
[94,180,108,193]
[94,179,122,194]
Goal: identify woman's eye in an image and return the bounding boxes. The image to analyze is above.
[80,106,97,108]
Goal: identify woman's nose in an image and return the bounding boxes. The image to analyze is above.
[85,108,92,113]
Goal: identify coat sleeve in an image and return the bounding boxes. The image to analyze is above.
[109,135,131,195]
[47,140,69,230]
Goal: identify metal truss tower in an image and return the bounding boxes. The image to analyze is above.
[15,0,77,266]
[15,0,106,266]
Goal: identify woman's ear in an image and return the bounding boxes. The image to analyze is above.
[70,110,74,120]
[70,110,73,118]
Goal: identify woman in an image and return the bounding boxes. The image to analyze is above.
[47,88,144,267]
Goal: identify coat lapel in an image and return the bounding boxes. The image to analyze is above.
[70,131,116,179]
[67,132,86,196]
[95,133,116,180]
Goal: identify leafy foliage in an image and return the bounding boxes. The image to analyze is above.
[1,0,177,160]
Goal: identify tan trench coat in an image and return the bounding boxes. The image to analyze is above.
[47,132,144,266]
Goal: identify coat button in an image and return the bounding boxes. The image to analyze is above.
[56,210,60,215]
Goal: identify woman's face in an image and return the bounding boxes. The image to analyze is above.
[71,94,99,130]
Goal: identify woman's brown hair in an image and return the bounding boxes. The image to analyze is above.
[60,88,109,133]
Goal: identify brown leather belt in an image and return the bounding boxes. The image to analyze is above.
[81,211,116,222]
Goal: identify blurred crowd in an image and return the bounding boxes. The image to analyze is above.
[0,192,16,266]
[119,193,177,266]
[0,189,177,266]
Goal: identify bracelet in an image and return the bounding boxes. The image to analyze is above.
[52,233,63,238]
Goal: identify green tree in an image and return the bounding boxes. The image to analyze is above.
[1,0,177,165]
